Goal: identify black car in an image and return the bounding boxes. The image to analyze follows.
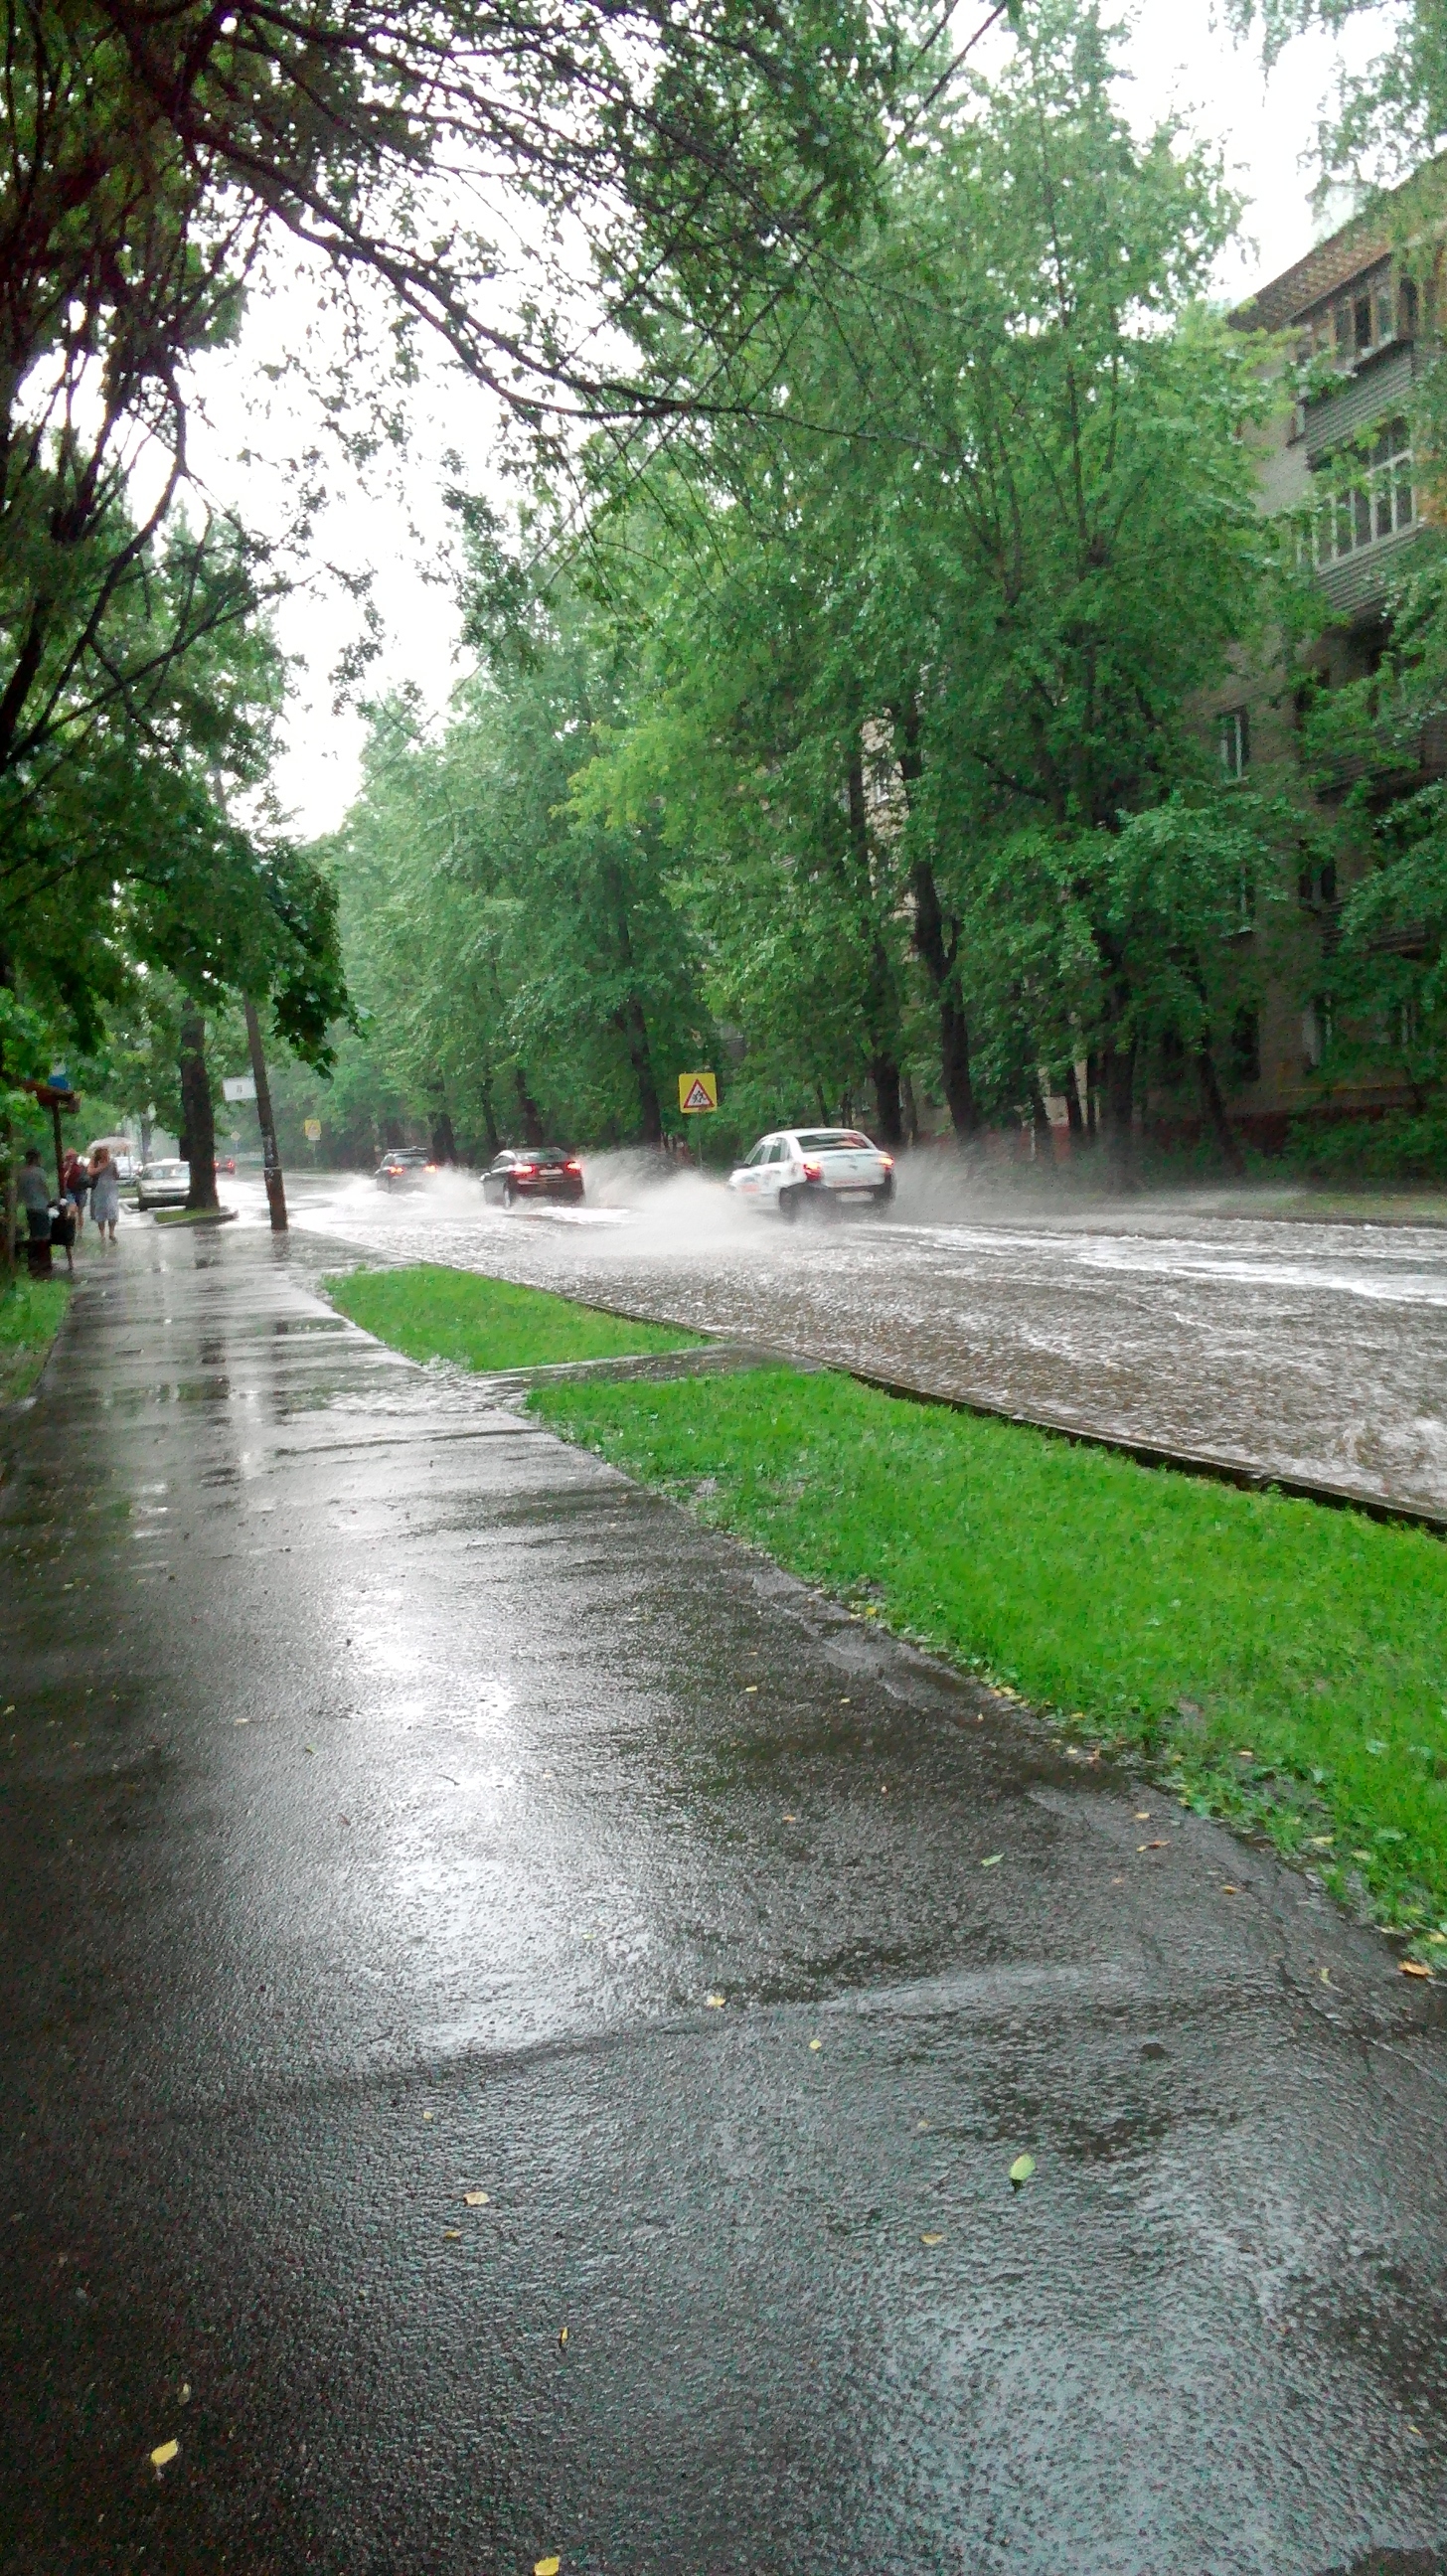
[375,1147,436,1191]
[481,1148,584,1207]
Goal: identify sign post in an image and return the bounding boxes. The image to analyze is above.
[677,1070,718,1173]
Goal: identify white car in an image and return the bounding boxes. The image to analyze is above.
[727,1127,894,1220]
[135,1158,191,1210]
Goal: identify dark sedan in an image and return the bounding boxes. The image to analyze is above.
[375,1148,437,1191]
[481,1148,584,1208]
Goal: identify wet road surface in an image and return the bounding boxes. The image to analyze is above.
[279,1164,1447,1520]
[5,1221,1447,2571]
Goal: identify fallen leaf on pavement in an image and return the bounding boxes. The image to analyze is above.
[1138,1840,1168,1852]
[464,2191,489,2206]
[1221,1883,1239,1894]
[705,1994,725,2008]
[743,1686,757,1694]
[1009,2155,1036,2188]
[535,2559,561,2575]
[150,2440,179,2469]
[1320,1968,1333,1985]
[442,2228,461,2240]
[1134,1811,1151,1821]
[782,1813,797,1822]
[980,1854,1003,1868]
[1401,1960,1433,1979]
[422,2110,433,2122]
[920,2232,944,2246]
[558,2326,568,2349]
[809,2038,822,2051]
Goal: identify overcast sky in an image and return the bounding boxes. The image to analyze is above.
[188,0,1380,841]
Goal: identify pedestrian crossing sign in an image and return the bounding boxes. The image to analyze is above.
[678,1070,719,1114]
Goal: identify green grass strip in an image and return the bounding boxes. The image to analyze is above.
[0,1270,70,1404]
[529,1364,1447,1956]
[326,1262,704,1374]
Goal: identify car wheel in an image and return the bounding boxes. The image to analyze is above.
[873,1185,893,1211]
[502,1180,516,1208]
[777,1187,798,1222]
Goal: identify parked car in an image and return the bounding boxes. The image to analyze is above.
[481,1147,584,1208]
[375,1147,437,1191]
[135,1159,191,1210]
[726,1128,893,1219]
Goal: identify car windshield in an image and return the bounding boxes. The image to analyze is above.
[794,1131,874,1152]
[145,1163,186,1178]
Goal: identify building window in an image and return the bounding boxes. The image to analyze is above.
[1313,417,1414,565]
[1219,707,1250,780]
[1230,1008,1261,1085]
[1304,996,1333,1067]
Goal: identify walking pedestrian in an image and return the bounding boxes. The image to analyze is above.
[17,1148,51,1242]
[89,1145,121,1243]
[62,1149,88,1239]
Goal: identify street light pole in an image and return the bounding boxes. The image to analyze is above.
[243,998,288,1234]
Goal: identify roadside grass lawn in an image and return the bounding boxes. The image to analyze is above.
[327,1263,704,1374]
[0,1269,70,1404]
[529,1365,1447,1960]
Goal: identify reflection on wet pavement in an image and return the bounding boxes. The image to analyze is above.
[276,1162,1447,1516]
[5,1221,1447,2570]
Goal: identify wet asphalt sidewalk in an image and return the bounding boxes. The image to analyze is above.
[4,1222,1447,2574]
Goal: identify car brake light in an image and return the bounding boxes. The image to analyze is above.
[880,1153,894,1169]
[515,1164,536,1177]
[564,1159,581,1173]
[801,1159,822,1179]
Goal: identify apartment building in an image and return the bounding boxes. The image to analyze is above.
[1182,179,1444,1148]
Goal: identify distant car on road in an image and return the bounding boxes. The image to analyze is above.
[481,1148,584,1208]
[375,1148,437,1191]
[136,1159,191,1210]
[727,1128,894,1220]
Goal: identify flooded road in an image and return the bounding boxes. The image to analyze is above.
[6,1222,1447,2572]
[276,1163,1447,1518]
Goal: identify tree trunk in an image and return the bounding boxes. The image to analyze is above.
[871,1050,903,1148]
[243,996,287,1234]
[513,1069,546,1147]
[910,859,979,1138]
[1085,1051,1100,1141]
[622,992,664,1146]
[1029,1080,1053,1158]
[900,1067,919,1146]
[1063,1061,1086,1141]
[1099,1041,1137,1188]
[179,1012,219,1210]
[846,747,904,1149]
[480,1076,501,1161]
[429,1107,457,1165]
[892,697,981,1142]
[1195,1040,1244,1176]
[0,940,15,1271]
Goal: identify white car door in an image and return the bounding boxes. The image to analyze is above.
[760,1136,785,1205]
[736,1139,767,1201]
